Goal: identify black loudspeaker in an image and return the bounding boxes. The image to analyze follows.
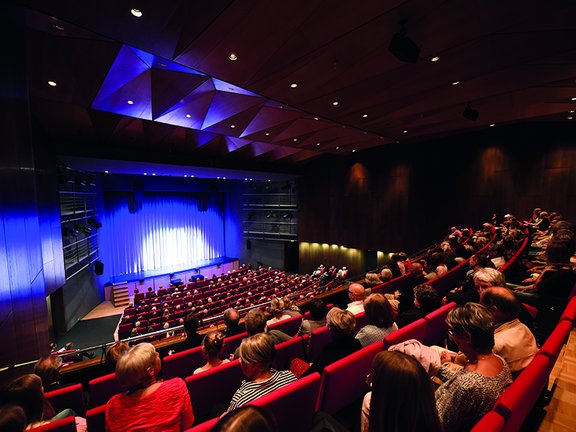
[94,260,104,275]
[463,104,479,121]
[389,32,420,63]
[246,239,252,250]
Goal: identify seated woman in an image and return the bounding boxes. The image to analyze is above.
[0,404,27,432]
[298,298,327,336]
[228,333,296,411]
[193,331,229,374]
[6,374,79,430]
[396,284,441,328]
[361,351,441,432]
[266,297,291,326]
[105,343,194,432]
[355,294,397,347]
[301,307,362,377]
[436,303,512,432]
[213,405,277,432]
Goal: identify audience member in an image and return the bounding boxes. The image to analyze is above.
[355,294,398,347]
[223,308,244,337]
[105,343,193,431]
[282,296,302,317]
[105,341,130,368]
[0,404,27,432]
[212,405,277,432]
[480,287,538,375]
[361,351,441,432]
[170,312,203,353]
[436,303,512,432]
[193,331,229,374]
[298,298,327,336]
[266,297,291,326]
[396,284,441,328]
[233,309,291,358]
[228,333,296,411]
[346,283,366,314]
[33,355,64,391]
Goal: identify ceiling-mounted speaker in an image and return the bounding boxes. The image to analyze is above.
[389,22,420,63]
[463,103,479,121]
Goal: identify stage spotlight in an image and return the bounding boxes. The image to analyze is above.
[463,102,479,121]
[87,217,102,229]
[389,21,420,64]
[282,213,292,220]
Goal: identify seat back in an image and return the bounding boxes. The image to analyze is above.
[383,318,427,349]
[316,341,383,414]
[184,417,219,432]
[560,296,576,323]
[185,359,244,422]
[28,416,77,432]
[44,383,85,416]
[423,302,456,346]
[470,411,506,432]
[493,354,550,432]
[163,345,205,379]
[250,372,321,432]
[222,331,248,358]
[539,319,573,368]
[354,311,368,331]
[88,372,122,408]
[427,261,470,296]
[86,404,106,432]
[274,335,309,370]
[308,325,332,362]
[267,314,303,336]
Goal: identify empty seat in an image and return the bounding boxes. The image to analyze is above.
[28,416,77,432]
[316,341,383,414]
[250,372,322,432]
[423,302,456,346]
[470,410,506,432]
[267,314,303,336]
[383,318,427,349]
[44,383,85,416]
[493,354,550,432]
[273,334,309,370]
[86,404,106,432]
[185,359,244,422]
[88,372,122,408]
[163,345,205,380]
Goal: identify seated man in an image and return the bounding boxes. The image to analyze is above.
[233,308,291,358]
[480,287,538,375]
[223,307,244,337]
[346,283,366,315]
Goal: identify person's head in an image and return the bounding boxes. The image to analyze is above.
[202,331,225,360]
[409,262,424,276]
[0,404,27,432]
[115,343,161,391]
[348,283,366,302]
[480,287,521,325]
[7,374,46,424]
[413,284,441,313]
[308,298,327,321]
[364,294,395,329]
[380,268,393,282]
[270,297,286,318]
[183,312,200,336]
[238,333,275,379]
[238,307,265,334]
[212,405,277,432]
[105,341,130,367]
[473,268,506,293]
[326,307,356,337]
[224,307,241,329]
[546,239,574,264]
[33,354,63,387]
[368,351,440,432]
[446,303,495,355]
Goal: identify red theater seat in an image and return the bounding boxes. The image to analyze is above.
[383,318,427,349]
[88,372,122,408]
[540,319,573,369]
[470,410,506,432]
[423,302,456,346]
[86,404,106,432]
[44,383,85,416]
[560,296,576,323]
[28,416,77,432]
[163,345,205,380]
[273,334,309,370]
[267,314,303,336]
[308,325,331,362]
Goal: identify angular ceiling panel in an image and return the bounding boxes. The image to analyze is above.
[155,79,216,129]
[201,90,265,129]
[241,106,303,137]
[151,69,210,119]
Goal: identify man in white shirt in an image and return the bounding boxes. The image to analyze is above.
[346,283,366,315]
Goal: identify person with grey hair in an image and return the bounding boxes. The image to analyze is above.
[227,333,296,411]
[105,343,194,431]
[473,267,506,293]
[435,303,512,432]
[346,283,367,314]
[301,307,361,377]
[223,307,243,337]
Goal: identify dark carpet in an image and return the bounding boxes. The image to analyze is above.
[54,315,121,353]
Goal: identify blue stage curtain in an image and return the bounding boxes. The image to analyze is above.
[100,192,225,278]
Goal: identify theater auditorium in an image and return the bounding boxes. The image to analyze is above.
[2,1,576,431]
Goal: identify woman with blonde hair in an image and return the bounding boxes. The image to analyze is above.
[266,297,291,326]
[193,331,229,374]
[105,343,194,431]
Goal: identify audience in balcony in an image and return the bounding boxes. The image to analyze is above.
[364,272,383,288]
[223,308,244,337]
[228,333,296,411]
[193,331,229,375]
[436,303,512,432]
[396,284,441,328]
[105,343,193,432]
[361,351,441,432]
[346,283,367,315]
[355,294,398,347]
[480,287,538,375]
[298,298,328,336]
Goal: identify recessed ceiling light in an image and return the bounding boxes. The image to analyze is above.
[229,53,238,61]
[452,81,460,86]
[352,149,356,153]
[184,175,188,177]
[159,63,166,67]
[490,123,495,127]
[293,138,298,142]
[336,146,340,150]
[290,83,298,88]
[143,173,147,176]
[104,170,109,174]
[217,177,220,179]
[131,8,143,17]
[314,117,319,121]
[48,81,57,87]
[265,132,270,136]
[230,124,236,128]
[127,100,134,105]
[54,25,65,31]
[571,97,576,101]
[268,179,271,182]
[152,173,156,176]
[570,110,575,113]
[185,114,191,118]
[223,177,226,179]
[316,143,321,146]
[332,101,339,106]
[431,56,440,62]
[403,130,408,134]
[568,116,574,120]
[244,178,248,181]
[191,175,195,178]
[362,114,368,118]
